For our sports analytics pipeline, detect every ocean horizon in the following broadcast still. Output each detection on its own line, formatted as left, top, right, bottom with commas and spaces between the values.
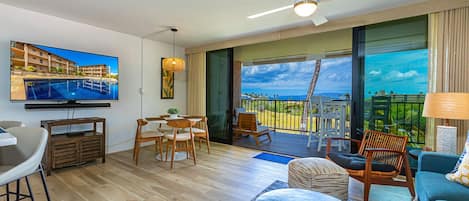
242, 92, 347, 101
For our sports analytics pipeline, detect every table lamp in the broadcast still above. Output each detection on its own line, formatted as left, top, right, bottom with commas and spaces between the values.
422, 93, 469, 154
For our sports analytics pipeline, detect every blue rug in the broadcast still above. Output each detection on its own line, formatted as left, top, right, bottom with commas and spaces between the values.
253, 152, 295, 164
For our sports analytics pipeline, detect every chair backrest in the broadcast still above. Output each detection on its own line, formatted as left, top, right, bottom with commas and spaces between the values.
184, 116, 207, 130
237, 113, 258, 131
0, 127, 48, 185
167, 119, 192, 129
135, 119, 149, 139
358, 130, 408, 173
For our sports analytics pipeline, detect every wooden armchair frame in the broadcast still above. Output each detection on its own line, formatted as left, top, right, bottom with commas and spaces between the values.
233, 113, 272, 145
326, 130, 415, 201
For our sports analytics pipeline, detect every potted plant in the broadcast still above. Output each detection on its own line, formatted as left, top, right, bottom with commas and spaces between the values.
167, 108, 179, 119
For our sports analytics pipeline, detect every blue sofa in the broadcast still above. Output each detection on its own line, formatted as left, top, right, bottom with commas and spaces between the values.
416, 152, 469, 201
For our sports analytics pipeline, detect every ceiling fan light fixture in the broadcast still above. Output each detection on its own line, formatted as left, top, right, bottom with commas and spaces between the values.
294, 0, 318, 17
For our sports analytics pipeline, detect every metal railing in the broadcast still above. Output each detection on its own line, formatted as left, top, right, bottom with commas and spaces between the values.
241, 95, 425, 145
241, 99, 318, 134
364, 94, 426, 145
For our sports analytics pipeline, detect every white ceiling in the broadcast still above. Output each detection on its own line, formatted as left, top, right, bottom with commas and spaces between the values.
0, 0, 428, 48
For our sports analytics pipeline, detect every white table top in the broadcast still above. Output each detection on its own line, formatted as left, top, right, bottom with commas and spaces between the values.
149, 118, 202, 124
0, 130, 17, 147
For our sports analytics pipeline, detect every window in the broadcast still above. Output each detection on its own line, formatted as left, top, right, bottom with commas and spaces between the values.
354, 15, 428, 146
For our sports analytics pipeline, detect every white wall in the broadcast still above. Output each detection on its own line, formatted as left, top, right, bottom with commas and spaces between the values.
0, 3, 186, 153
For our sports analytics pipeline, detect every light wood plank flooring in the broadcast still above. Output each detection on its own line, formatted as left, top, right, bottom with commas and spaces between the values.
1, 142, 411, 201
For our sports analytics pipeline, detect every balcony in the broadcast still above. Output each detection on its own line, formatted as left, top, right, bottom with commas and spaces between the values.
236, 95, 425, 157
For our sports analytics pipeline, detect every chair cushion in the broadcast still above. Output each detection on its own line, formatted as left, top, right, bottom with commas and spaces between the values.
257, 125, 269, 132
165, 133, 193, 141
184, 128, 205, 133
416, 171, 469, 201
141, 131, 164, 138
327, 152, 396, 172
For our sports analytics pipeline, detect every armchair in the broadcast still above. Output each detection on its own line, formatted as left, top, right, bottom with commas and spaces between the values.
326, 130, 415, 201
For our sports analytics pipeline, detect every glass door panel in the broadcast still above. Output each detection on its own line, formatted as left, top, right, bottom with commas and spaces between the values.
353, 15, 428, 147
206, 49, 233, 144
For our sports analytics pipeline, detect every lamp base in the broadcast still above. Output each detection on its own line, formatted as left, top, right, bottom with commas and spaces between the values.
436, 125, 457, 154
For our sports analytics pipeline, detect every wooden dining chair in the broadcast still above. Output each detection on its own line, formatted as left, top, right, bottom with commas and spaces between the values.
326, 130, 415, 201
165, 119, 197, 169
133, 119, 164, 166
185, 116, 210, 154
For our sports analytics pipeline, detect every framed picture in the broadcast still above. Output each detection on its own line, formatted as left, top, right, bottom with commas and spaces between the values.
161, 58, 174, 99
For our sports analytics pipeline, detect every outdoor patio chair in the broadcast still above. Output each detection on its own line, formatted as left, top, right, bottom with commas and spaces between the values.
233, 112, 272, 145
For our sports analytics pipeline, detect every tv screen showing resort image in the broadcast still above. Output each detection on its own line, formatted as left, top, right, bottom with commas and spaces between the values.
10, 41, 119, 101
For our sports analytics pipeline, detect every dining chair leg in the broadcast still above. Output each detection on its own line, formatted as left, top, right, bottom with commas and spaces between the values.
165, 141, 170, 162
191, 138, 197, 165
205, 135, 211, 154
15, 179, 20, 201
154, 140, 159, 152
170, 140, 176, 169
39, 164, 51, 201
134, 143, 140, 166
6, 183, 10, 201
25, 176, 35, 201
159, 138, 164, 160
132, 140, 137, 160
185, 141, 189, 159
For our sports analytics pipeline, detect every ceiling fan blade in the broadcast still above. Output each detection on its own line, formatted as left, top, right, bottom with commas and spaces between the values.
311, 15, 328, 26
247, 5, 293, 19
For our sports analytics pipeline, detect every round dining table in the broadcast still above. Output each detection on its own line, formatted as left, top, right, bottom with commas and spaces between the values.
145, 116, 202, 161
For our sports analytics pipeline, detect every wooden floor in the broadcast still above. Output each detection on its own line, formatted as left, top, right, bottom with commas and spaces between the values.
1, 142, 411, 201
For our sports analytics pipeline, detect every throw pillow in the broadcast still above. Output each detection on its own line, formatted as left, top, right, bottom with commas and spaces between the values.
446, 140, 469, 186
451, 130, 469, 173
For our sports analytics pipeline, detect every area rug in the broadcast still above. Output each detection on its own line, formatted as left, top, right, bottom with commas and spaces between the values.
252, 179, 412, 201
251, 180, 288, 201
253, 152, 295, 164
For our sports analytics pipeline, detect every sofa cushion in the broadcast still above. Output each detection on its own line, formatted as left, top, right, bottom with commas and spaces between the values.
416, 171, 469, 201
327, 152, 396, 172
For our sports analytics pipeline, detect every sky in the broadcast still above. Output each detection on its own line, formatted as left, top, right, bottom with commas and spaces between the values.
241, 56, 352, 97
241, 48, 428, 98
364, 49, 428, 97
35, 45, 119, 74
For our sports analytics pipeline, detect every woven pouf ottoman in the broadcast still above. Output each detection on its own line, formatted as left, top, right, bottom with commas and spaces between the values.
288, 157, 349, 201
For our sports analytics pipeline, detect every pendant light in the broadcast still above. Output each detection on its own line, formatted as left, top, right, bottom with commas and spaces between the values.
294, 0, 318, 17
162, 28, 185, 72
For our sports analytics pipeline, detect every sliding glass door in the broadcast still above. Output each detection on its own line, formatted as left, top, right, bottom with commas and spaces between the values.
352, 16, 428, 147
206, 49, 233, 144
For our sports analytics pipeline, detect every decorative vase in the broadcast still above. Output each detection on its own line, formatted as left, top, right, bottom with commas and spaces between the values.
169, 114, 178, 119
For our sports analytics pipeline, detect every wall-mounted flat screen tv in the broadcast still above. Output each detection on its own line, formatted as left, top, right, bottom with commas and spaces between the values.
10, 41, 119, 101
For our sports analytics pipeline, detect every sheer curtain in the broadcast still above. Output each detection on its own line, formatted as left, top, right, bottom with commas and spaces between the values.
427, 7, 469, 153
186, 52, 206, 115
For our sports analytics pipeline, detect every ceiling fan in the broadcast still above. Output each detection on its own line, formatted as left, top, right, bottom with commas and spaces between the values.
247, 0, 329, 26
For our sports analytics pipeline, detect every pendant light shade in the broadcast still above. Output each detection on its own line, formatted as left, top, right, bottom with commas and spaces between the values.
162, 57, 185, 72
162, 28, 185, 72
294, 0, 318, 17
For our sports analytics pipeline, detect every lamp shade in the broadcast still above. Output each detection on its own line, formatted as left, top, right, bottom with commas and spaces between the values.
422, 93, 469, 120
162, 57, 185, 72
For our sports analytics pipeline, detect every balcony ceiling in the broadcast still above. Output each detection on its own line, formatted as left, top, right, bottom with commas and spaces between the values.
0, 0, 428, 48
